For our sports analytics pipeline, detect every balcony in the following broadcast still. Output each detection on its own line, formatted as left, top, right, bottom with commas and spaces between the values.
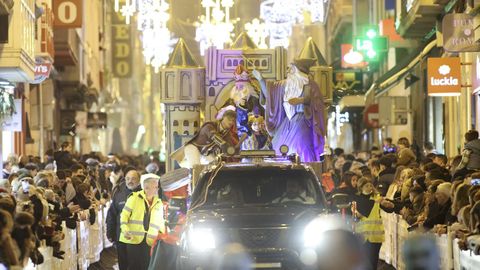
0, 0, 36, 82
37, 3, 55, 62
54, 28, 79, 66
396, 0, 443, 38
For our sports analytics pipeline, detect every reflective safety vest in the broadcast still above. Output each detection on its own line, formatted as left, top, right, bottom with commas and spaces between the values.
119, 190, 165, 246
356, 195, 385, 243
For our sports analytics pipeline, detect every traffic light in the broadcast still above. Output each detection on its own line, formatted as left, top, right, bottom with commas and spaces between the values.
354, 25, 388, 62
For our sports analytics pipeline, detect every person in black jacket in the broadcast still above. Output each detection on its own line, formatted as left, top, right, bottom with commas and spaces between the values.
106, 169, 141, 270
53, 142, 76, 170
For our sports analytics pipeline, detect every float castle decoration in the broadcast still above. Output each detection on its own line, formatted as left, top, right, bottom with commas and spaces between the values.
160, 33, 332, 172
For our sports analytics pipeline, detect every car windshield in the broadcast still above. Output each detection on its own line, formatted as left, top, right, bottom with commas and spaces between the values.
192, 167, 324, 209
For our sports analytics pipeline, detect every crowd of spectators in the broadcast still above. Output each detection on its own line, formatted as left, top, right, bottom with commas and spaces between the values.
326, 130, 480, 267
0, 142, 164, 269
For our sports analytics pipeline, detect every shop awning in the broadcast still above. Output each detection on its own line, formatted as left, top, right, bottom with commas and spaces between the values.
366, 37, 437, 97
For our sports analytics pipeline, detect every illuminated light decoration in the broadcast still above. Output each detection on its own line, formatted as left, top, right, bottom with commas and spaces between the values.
245, 18, 268, 49
260, 0, 302, 48
138, 0, 177, 72
260, 0, 330, 48
195, 0, 237, 55
305, 0, 330, 24
115, 0, 176, 71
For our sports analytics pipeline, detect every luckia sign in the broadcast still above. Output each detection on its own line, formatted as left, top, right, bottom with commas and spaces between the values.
427, 57, 461, 96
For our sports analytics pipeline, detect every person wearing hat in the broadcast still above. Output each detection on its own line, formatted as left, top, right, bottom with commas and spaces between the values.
145, 163, 159, 175
421, 182, 456, 229
252, 58, 326, 162
221, 64, 263, 141
120, 173, 165, 270
171, 109, 239, 169
353, 177, 393, 270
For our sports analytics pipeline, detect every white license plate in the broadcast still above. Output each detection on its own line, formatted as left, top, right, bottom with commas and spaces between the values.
252, 262, 282, 268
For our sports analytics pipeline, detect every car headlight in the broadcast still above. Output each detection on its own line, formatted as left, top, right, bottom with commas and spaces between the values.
303, 215, 350, 248
303, 218, 327, 247
188, 226, 216, 251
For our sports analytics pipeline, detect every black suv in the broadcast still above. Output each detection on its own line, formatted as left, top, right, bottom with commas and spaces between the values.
178, 156, 330, 270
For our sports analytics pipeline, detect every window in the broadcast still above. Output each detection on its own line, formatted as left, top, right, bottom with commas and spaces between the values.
173, 120, 179, 126
183, 120, 189, 126
193, 121, 199, 127
209, 87, 216, 96
183, 131, 190, 135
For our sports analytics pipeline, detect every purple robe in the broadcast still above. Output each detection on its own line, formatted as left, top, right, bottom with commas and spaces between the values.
261, 79, 325, 162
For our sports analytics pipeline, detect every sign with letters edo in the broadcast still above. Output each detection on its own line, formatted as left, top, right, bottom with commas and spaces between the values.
111, 1, 132, 78
442, 13, 480, 52
53, 0, 82, 28
427, 57, 461, 96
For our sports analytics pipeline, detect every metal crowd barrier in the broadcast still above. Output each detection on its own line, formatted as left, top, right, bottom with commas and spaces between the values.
25, 202, 112, 270
379, 213, 480, 270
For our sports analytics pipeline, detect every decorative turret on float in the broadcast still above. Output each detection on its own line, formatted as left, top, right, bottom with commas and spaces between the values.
159, 38, 205, 172
298, 37, 333, 106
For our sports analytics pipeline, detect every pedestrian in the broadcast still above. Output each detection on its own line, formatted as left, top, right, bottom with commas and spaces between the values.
354, 178, 394, 270
119, 173, 165, 270
106, 169, 142, 270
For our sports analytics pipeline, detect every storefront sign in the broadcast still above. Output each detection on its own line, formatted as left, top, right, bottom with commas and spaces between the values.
442, 13, 480, 52
334, 70, 363, 91
53, 0, 83, 28
341, 44, 366, 69
111, 1, 132, 78
473, 53, 480, 94
1, 99, 22, 132
427, 57, 461, 96
32, 62, 53, 84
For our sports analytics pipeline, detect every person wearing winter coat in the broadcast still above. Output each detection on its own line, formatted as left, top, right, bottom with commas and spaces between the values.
106, 169, 141, 270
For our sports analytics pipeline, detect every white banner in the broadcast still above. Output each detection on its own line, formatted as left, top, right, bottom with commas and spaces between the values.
1, 99, 22, 131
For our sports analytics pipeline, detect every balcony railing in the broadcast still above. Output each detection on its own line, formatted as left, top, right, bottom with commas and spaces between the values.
39, 3, 55, 61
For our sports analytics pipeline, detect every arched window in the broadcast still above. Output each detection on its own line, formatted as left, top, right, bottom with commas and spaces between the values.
240, 60, 244, 66
227, 59, 232, 66
193, 121, 199, 127
173, 131, 178, 136
209, 87, 216, 96
183, 120, 189, 126
173, 120, 179, 126
261, 60, 267, 67
233, 59, 238, 66
254, 60, 260, 66
183, 131, 190, 135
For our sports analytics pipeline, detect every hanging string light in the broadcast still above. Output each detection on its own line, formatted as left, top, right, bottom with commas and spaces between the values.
245, 18, 268, 49
259, 0, 330, 48
115, 0, 176, 71
195, 0, 237, 55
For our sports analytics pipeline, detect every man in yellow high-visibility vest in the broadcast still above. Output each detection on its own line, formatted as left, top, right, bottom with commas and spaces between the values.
120, 173, 165, 270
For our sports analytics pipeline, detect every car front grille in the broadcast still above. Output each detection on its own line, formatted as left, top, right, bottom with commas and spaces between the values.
238, 228, 282, 248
